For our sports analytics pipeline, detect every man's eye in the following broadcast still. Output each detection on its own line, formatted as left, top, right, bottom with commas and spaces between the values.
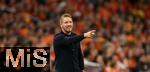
65, 22, 68, 23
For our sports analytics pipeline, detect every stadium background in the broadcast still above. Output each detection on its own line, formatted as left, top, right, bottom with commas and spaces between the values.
0, 0, 149, 72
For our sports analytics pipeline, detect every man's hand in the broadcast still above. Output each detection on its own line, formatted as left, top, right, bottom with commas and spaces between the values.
82, 70, 86, 72
84, 30, 96, 38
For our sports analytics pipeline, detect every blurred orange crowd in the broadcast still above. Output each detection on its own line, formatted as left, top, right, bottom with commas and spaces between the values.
0, 0, 149, 72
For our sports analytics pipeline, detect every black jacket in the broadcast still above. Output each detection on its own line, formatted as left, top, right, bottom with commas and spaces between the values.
53, 32, 85, 72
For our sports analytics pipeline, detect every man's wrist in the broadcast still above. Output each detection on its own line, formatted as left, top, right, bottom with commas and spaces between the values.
83, 33, 86, 38
84, 33, 88, 38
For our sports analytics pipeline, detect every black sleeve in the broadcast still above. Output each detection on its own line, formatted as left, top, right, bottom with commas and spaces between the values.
54, 34, 85, 46
78, 44, 84, 70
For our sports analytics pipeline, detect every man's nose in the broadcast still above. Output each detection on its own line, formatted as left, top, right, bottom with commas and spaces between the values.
66, 22, 71, 25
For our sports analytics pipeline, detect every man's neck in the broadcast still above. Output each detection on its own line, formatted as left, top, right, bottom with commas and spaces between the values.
62, 30, 71, 35
67, 32, 71, 35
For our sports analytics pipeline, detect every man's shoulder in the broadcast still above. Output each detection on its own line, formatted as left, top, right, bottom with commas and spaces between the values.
55, 32, 63, 37
71, 32, 77, 35
55, 32, 77, 35
54, 32, 77, 38
55, 32, 62, 36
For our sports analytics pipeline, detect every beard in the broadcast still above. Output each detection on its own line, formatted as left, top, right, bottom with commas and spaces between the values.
62, 26, 72, 34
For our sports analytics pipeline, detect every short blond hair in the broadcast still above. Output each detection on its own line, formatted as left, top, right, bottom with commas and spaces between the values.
60, 13, 72, 24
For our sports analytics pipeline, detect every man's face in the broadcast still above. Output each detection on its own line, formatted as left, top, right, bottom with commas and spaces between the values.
60, 17, 73, 33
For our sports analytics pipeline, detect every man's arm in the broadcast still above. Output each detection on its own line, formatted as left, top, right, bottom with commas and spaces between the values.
54, 34, 84, 46
54, 30, 96, 46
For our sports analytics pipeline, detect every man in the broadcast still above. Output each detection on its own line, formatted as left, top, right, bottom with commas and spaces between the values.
53, 13, 96, 72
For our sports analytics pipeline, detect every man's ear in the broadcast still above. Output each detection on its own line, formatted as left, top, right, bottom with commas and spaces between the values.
59, 21, 62, 27
60, 24, 62, 29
